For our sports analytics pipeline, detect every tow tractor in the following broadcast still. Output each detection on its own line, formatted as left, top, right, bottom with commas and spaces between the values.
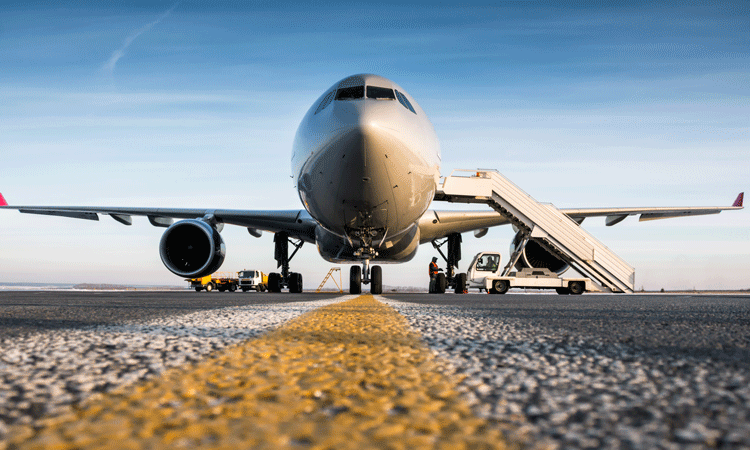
465, 251, 600, 295
188, 272, 240, 292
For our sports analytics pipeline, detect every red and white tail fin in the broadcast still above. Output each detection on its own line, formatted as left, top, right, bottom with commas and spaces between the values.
0, 193, 7, 207
732, 192, 744, 207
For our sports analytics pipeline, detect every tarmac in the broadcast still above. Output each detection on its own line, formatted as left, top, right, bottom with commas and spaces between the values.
1, 290, 749, 449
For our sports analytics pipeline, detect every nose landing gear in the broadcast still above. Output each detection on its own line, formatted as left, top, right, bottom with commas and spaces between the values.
350, 260, 382, 295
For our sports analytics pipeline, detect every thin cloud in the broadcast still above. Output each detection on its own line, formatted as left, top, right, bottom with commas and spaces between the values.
102, 3, 178, 74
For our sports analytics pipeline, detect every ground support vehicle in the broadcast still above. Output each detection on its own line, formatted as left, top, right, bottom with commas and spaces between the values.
189, 276, 214, 292
436, 170, 634, 293
238, 270, 268, 292
188, 272, 240, 292
465, 251, 600, 295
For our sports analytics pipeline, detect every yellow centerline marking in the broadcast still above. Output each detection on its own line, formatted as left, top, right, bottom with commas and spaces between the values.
6, 295, 515, 449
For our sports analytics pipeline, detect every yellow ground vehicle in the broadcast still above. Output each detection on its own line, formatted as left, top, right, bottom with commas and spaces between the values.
188, 272, 239, 292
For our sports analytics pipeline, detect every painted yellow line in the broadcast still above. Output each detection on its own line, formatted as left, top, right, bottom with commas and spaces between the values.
5, 295, 516, 449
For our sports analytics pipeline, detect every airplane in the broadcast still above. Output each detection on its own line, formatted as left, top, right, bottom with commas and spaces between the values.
0, 74, 744, 295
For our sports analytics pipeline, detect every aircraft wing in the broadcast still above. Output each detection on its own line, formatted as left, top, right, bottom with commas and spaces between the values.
561, 195, 743, 226
2, 192, 743, 245
420, 192, 743, 242
0, 196, 318, 242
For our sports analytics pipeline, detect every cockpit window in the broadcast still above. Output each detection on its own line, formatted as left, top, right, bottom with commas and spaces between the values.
366, 86, 395, 100
336, 86, 364, 100
395, 90, 416, 114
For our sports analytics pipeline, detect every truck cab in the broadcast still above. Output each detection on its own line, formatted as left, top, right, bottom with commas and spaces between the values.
466, 252, 502, 289
238, 270, 268, 292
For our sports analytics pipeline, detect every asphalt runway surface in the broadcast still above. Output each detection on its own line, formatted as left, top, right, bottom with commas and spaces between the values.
1, 290, 749, 449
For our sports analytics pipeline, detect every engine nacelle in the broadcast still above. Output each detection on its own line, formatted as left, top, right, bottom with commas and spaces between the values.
510, 231, 569, 275
159, 219, 226, 278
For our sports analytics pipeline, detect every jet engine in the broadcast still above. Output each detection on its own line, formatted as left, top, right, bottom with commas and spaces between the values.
159, 219, 226, 278
510, 231, 569, 275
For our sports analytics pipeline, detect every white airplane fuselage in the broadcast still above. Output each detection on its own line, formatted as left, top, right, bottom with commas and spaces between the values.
292, 74, 440, 263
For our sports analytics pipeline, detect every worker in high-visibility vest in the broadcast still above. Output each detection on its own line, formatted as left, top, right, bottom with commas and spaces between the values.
428, 257, 439, 292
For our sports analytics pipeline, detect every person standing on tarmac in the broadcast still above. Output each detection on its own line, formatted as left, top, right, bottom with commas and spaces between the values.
428, 257, 439, 292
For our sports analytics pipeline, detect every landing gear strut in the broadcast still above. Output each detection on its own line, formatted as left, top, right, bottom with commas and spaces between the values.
350, 260, 382, 295
431, 233, 467, 294
268, 232, 304, 293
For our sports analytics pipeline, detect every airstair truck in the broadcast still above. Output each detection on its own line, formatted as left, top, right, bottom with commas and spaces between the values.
466, 251, 601, 295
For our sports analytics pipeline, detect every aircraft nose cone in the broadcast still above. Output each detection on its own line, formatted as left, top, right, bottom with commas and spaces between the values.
299, 117, 406, 237
296, 97, 437, 241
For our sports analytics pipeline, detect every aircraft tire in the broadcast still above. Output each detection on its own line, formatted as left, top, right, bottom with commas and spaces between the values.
289, 272, 303, 293
569, 281, 585, 295
371, 265, 382, 295
436, 273, 447, 294
350, 266, 362, 294
454, 273, 467, 294
268, 273, 282, 292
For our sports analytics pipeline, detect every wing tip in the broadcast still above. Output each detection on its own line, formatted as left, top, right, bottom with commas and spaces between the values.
0, 193, 7, 207
732, 192, 744, 208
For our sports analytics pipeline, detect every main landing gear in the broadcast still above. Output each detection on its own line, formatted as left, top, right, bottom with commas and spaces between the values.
268, 232, 304, 293
350, 260, 382, 295
431, 232, 467, 294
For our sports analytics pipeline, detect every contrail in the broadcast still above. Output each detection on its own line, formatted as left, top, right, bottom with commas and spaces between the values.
102, 3, 178, 74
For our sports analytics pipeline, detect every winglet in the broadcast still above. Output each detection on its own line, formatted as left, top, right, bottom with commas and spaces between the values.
733, 192, 744, 207
0, 193, 7, 207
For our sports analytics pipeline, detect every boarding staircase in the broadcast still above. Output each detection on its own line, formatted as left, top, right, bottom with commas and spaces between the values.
316, 267, 343, 293
435, 170, 634, 293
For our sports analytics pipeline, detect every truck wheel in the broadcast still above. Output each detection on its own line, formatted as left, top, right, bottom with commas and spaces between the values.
206, 283, 214, 292
454, 273, 467, 294
435, 273, 447, 294
492, 279, 509, 294
268, 273, 281, 292
568, 281, 585, 295
195, 287, 202, 292
242, 287, 249, 292
555, 287, 570, 295
229, 284, 236, 292
260, 285, 266, 292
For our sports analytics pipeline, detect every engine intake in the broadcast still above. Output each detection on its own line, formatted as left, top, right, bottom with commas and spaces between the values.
159, 219, 226, 278
510, 231, 569, 275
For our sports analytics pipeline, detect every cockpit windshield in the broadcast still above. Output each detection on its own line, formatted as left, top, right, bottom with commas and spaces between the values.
336, 86, 364, 100
335, 85, 397, 101
366, 86, 395, 100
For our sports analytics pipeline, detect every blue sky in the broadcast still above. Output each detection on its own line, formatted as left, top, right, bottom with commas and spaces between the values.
1, 1, 748, 289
